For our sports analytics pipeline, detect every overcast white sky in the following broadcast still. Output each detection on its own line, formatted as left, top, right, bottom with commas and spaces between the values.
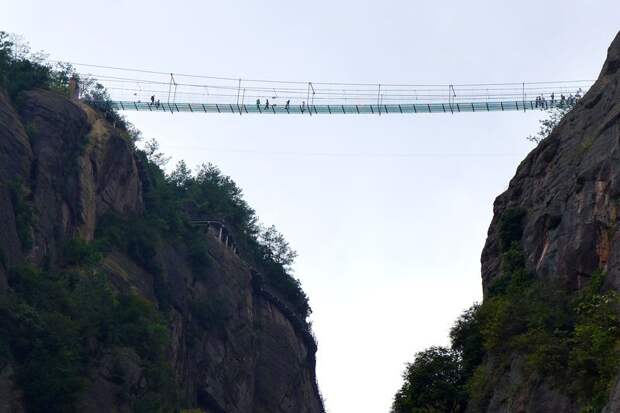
3, 2, 619, 412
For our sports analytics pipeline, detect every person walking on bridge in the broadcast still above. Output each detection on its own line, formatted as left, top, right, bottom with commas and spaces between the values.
264, 99, 269, 110
256, 99, 261, 109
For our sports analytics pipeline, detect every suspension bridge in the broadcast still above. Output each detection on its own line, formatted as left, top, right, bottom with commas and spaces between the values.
69, 62, 593, 116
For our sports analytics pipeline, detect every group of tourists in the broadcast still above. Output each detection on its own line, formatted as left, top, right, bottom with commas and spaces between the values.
256, 98, 293, 111
534, 88, 583, 109
141, 90, 586, 112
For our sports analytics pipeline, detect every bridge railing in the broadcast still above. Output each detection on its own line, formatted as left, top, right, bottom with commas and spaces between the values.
107, 98, 578, 115
190, 218, 239, 255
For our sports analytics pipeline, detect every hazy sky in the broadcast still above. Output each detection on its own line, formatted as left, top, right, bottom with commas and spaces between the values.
3, 2, 619, 412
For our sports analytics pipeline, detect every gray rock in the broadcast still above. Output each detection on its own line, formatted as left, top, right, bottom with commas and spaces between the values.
478, 31, 620, 412
482, 31, 620, 293
0, 87, 323, 412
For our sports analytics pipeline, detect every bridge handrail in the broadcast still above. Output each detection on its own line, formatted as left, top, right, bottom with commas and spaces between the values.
106, 98, 580, 115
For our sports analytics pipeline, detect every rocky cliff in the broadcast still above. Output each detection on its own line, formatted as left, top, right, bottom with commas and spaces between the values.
0, 87, 323, 412
478, 31, 620, 412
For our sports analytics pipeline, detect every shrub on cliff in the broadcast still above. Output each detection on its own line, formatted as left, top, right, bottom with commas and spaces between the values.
527, 99, 579, 144
133, 155, 313, 318
1, 31, 311, 320
0, 241, 176, 413
0, 32, 129, 131
393, 207, 620, 412
0, 32, 75, 99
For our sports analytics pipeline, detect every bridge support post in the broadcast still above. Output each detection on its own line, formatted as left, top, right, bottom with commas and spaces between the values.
68, 76, 80, 100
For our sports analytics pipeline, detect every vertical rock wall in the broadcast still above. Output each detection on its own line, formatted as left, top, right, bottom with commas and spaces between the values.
0, 89, 323, 413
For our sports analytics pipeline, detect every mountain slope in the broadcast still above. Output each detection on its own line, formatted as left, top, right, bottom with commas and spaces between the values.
0, 84, 323, 412
478, 30, 620, 413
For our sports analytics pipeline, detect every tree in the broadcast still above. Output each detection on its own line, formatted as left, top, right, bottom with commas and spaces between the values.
450, 304, 484, 379
143, 138, 170, 168
392, 346, 467, 413
527, 100, 577, 144
168, 160, 192, 189
259, 225, 298, 269
193, 163, 258, 233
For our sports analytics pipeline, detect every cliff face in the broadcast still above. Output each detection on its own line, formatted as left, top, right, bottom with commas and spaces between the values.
0, 89, 323, 413
479, 31, 620, 412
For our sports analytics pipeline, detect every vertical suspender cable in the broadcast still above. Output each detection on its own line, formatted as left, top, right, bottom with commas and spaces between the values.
172, 74, 177, 104
236, 78, 242, 105
167, 73, 173, 104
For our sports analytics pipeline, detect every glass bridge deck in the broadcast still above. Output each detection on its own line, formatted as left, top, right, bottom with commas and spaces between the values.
109, 99, 565, 115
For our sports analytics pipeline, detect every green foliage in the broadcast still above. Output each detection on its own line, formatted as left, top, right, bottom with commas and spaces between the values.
190, 295, 231, 335
0, 259, 176, 413
392, 346, 467, 413
138, 157, 311, 318
394, 236, 620, 413
169, 160, 192, 188
62, 238, 103, 267
568, 271, 620, 410
0, 32, 76, 99
498, 208, 526, 252
81, 81, 131, 130
465, 363, 495, 412
478, 256, 620, 411
450, 304, 484, 379
190, 163, 257, 232
96, 213, 172, 311
187, 235, 211, 278
392, 304, 486, 413
476, 210, 620, 409
1, 30, 310, 318
96, 213, 162, 275
527, 100, 578, 144
0, 31, 131, 135
0, 32, 312, 411
258, 224, 298, 269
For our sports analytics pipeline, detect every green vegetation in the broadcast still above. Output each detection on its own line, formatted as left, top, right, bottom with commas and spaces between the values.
0, 32, 312, 412
392, 346, 467, 413
62, 238, 103, 267
0, 32, 74, 99
0, 31, 129, 131
527, 100, 578, 144
126, 147, 311, 318
1, 30, 309, 319
95, 150, 310, 317
0, 239, 175, 413
498, 207, 525, 251
393, 208, 620, 413
190, 295, 231, 335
